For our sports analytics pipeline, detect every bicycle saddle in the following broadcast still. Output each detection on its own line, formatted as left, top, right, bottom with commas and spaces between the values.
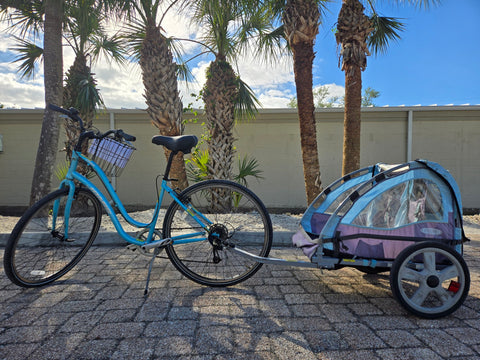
152, 135, 198, 154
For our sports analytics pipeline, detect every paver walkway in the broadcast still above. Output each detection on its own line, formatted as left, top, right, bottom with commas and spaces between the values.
1, 240, 480, 360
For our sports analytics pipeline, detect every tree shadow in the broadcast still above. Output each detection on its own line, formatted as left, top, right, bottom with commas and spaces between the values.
177, 286, 315, 358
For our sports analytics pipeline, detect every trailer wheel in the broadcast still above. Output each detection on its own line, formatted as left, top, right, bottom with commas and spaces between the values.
390, 241, 469, 319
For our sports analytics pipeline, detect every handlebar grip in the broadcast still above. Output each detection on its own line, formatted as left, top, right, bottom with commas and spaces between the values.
117, 130, 136, 142
48, 104, 71, 116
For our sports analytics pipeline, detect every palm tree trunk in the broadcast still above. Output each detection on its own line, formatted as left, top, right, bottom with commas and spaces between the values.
63, 53, 94, 161
342, 66, 362, 175
203, 59, 238, 181
291, 42, 322, 204
336, 0, 372, 176
283, 0, 322, 204
29, 0, 63, 205
202, 58, 238, 211
140, 19, 188, 190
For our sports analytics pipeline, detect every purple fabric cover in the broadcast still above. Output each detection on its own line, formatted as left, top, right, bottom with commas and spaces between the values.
310, 213, 331, 234
336, 221, 454, 259
292, 230, 319, 259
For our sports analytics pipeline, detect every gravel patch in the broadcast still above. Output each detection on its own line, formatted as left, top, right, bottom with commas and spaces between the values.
0, 211, 303, 234
2, 212, 479, 234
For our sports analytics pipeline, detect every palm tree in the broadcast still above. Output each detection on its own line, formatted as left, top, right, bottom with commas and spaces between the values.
121, 0, 189, 190
336, 0, 372, 175
9, 1, 126, 160
62, 0, 125, 159
33, 0, 63, 205
336, 0, 439, 175
263, 0, 326, 204
1, 0, 65, 205
1, 0, 120, 204
189, 0, 264, 182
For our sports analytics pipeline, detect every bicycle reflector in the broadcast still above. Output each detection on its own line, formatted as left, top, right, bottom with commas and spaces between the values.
448, 280, 461, 293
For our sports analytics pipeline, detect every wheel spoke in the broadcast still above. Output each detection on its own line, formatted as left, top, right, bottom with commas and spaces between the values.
423, 251, 436, 272
4, 188, 101, 287
164, 180, 272, 286
439, 264, 460, 282
433, 286, 455, 307
391, 242, 470, 318
399, 266, 423, 282
409, 284, 431, 306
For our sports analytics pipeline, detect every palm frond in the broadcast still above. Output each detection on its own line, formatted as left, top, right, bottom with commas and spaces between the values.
234, 154, 264, 187
186, 148, 210, 182
2, 1, 44, 38
166, 36, 186, 63
54, 160, 71, 181
235, 77, 261, 122
176, 63, 194, 83
11, 37, 43, 79
368, 14, 405, 55
121, 19, 147, 62
76, 74, 105, 114
90, 33, 128, 66
255, 25, 289, 62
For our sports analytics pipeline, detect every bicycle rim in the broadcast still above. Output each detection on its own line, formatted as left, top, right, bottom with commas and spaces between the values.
4, 187, 101, 287
164, 180, 273, 286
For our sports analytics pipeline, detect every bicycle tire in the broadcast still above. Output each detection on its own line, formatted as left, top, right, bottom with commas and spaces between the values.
3, 187, 102, 287
163, 180, 273, 287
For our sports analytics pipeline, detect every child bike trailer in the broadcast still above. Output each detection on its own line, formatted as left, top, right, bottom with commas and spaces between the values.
293, 160, 470, 318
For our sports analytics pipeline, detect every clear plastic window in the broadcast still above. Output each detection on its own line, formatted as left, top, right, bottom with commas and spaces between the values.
352, 179, 443, 228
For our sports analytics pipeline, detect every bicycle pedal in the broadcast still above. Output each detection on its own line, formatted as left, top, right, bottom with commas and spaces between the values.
126, 244, 139, 252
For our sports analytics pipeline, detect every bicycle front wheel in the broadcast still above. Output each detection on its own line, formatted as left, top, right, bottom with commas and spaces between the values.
3, 187, 102, 287
163, 180, 273, 287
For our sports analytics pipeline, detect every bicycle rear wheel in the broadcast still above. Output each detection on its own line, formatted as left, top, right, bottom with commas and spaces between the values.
163, 180, 273, 287
3, 187, 102, 287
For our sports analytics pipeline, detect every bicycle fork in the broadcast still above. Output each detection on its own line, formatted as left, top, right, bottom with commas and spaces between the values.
50, 186, 76, 241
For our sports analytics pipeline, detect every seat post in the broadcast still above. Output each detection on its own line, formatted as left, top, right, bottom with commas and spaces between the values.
163, 151, 176, 181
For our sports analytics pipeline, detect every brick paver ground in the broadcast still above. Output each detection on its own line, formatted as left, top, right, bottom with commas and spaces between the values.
1, 242, 480, 360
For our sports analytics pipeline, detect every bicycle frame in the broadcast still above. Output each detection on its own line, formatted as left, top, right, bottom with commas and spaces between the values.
57, 148, 213, 247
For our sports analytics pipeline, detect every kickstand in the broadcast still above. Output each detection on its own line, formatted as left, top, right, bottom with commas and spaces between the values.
144, 247, 163, 297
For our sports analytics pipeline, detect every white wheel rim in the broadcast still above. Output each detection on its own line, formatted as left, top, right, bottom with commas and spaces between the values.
397, 247, 465, 315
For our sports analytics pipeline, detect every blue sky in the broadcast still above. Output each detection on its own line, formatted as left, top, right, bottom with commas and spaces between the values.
313, 0, 480, 106
0, 0, 479, 109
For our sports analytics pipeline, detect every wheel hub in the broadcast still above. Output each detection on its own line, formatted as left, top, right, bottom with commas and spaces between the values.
208, 224, 229, 247
207, 224, 230, 264
426, 275, 440, 288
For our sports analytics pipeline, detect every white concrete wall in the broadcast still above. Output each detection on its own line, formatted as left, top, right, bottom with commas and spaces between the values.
1, 106, 479, 210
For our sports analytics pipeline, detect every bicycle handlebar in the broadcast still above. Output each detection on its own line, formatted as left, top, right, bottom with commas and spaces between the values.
48, 104, 74, 116
49, 104, 83, 127
48, 104, 136, 149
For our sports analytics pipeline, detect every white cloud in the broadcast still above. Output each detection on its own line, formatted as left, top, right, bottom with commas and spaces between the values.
93, 60, 145, 109
0, 69, 44, 108
318, 83, 345, 99
0, 10, 298, 110
310, 83, 345, 107
258, 89, 293, 108
0, 32, 15, 53
240, 56, 293, 89
178, 49, 295, 109
0, 61, 20, 73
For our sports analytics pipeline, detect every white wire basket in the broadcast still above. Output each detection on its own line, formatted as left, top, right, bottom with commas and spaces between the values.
87, 137, 135, 177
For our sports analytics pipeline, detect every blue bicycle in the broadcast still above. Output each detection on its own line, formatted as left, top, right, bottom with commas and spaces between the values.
3, 105, 273, 291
